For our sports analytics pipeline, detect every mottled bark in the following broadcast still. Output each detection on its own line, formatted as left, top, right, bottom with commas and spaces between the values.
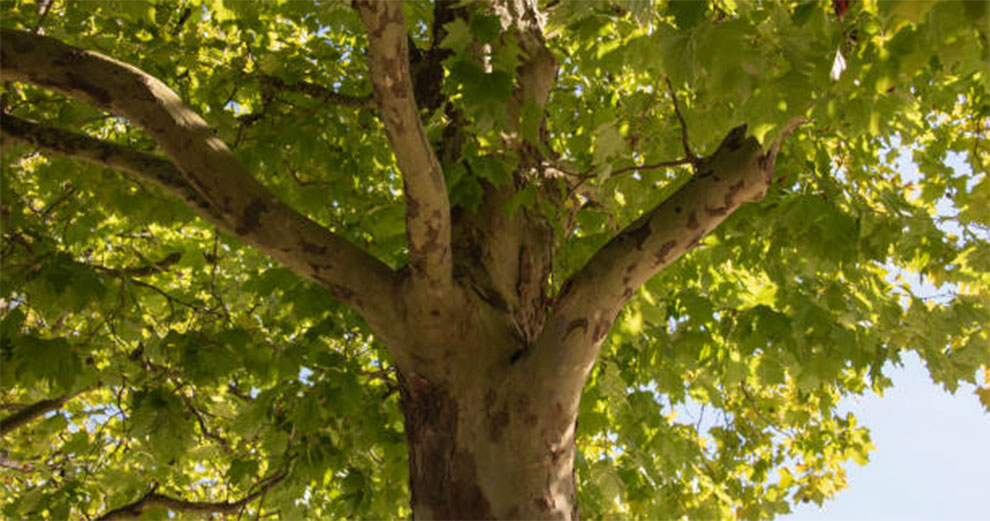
357, 0, 452, 294
535, 125, 778, 403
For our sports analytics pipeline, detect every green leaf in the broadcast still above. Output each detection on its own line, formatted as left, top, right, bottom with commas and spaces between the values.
469, 154, 512, 187
227, 459, 260, 488
592, 121, 625, 177
14, 336, 81, 392
440, 18, 472, 52
667, 0, 707, 29
129, 387, 193, 461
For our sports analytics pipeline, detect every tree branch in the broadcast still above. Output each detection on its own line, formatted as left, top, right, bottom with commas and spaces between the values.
355, 1, 452, 292
257, 74, 374, 109
533, 125, 785, 395
96, 472, 285, 521
0, 451, 34, 472
0, 28, 397, 319
665, 77, 699, 164
493, 0, 559, 119
0, 114, 223, 223
0, 392, 76, 436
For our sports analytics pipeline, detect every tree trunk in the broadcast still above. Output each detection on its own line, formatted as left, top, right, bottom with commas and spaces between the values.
385, 170, 587, 520
398, 363, 579, 520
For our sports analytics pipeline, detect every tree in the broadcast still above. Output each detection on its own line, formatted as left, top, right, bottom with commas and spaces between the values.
0, 0, 986, 519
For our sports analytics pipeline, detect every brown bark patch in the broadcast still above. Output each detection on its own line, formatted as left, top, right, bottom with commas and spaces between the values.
686, 210, 700, 230
724, 180, 745, 208
406, 195, 421, 218
327, 283, 355, 301
300, 240, 327, 255
235, 198, 267, 235
400, 373, 493, 520
704, 205, 728, 217
486, 391, 510, 443
687, 233, 706, 251
653, 240, 677, 266
562, 318, 588, 342
610, 219, 651, 250
592, 317, 610, 342
516, 394, 538, 426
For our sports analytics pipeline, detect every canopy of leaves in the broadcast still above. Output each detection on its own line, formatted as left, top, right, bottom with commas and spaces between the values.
1, 0, 986, 519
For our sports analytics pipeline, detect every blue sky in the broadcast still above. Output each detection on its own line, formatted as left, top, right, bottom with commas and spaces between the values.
782, 350, 990, 521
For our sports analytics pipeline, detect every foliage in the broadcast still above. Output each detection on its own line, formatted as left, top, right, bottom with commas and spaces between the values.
1, 0, 987, 519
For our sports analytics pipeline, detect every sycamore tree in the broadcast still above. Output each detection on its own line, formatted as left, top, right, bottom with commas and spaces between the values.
0, 0, 987, 519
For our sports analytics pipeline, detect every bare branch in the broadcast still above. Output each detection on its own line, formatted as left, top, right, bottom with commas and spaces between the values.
1, 392, 79, 436
96, 472, 285, 521
355, 1, 451, 292
765, 116, 806, 173
0, 28, 397, 319
33, 0, 55, 34
258, 74, 374, 109
532, 125, 787, 396
665, 77, 699, 164
0, 451, 34, 472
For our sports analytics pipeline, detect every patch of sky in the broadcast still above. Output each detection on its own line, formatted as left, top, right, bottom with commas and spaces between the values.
224, 100, 245, 114
299, 366, 314, 385
782, 351, 990, 521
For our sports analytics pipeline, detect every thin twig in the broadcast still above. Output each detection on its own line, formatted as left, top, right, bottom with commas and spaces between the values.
126, 277, 221, 317
258, 75, 373, 109
33, 0, 55, 34
764, 116, 807, 173
609, 156, 697, 178
39, 185, 76, 219
178, 390, 235, 455
665, 77, 699, 164
172, 6, 193, 37
208, 229, 231, 319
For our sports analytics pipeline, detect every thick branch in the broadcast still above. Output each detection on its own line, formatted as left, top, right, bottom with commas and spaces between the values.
356, 1, 451, 291
0, 28, 396, 317
96, 473, 284, 521
534, 125, 777, 390
0, 114, 223, 222
1, 393, 72, 436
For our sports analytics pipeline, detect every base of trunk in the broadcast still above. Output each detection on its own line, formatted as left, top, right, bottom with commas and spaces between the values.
399, 370, 578, 520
